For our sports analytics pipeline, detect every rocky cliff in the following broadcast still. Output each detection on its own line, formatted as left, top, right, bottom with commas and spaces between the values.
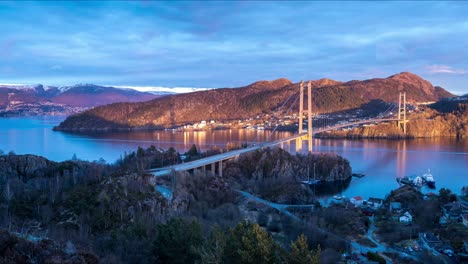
318, 104, 468, 139
0, 154, 113, 199
0, 230, 98, 263
224, 148, 351, 204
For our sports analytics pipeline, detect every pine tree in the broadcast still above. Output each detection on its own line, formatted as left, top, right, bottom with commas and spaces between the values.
187, 144, 198, 157
288, 234, 320, 264
224, 221, 281, 264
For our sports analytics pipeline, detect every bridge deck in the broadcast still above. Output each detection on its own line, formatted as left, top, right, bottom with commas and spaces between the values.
148, 118, 397, 176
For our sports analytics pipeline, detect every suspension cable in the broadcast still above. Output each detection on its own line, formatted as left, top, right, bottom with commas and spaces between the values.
264, 91, 301, 143
249, 85, 300, 145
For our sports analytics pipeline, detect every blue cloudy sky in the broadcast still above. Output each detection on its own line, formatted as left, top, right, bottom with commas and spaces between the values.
1, 1, 468, 94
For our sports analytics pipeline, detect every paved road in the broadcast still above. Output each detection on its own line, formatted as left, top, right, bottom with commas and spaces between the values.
236, 190, 417, 262
236, 190, 315, 221
350, 216, 420, 263
156, 185, 173, 200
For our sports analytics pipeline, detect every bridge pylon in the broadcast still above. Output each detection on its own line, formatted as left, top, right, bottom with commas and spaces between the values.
297, 81, 313, 152
397, 92, 407, 134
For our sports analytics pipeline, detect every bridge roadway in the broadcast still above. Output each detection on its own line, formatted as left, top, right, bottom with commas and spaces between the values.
148, 118, 397, 177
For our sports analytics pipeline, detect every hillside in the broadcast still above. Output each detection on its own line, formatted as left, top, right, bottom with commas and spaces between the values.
429, 93, 468, 113
55, 72, 455, 131
317, 98, 468, 139
0, 84, 158, 116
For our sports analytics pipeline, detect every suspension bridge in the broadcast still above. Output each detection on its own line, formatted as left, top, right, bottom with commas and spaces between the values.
148, 81, 408, 177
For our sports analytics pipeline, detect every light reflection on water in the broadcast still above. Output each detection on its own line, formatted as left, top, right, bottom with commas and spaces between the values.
0, 116, 467, 198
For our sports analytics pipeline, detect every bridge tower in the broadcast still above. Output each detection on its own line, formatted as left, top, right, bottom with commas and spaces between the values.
297, 81, 313, 152
397, 92, 407, 134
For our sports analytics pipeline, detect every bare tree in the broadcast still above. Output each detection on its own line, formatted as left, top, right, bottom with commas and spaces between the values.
3, 182, 14, 230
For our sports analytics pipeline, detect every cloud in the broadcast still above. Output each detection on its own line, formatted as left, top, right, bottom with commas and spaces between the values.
0, 1, 467, 94
427, 65, 468, 74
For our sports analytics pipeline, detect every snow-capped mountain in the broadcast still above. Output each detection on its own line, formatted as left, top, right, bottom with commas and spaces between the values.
112, 85, 213, 95
0, 83, 163, 116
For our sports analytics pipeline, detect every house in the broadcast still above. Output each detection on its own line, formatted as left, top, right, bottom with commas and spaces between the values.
399, 211, 413, 224
442, 201, 468, 221
389, 202, 402, 214
350, 196, 364, 207
368, 197, 384, 209
463, 214, 468, 227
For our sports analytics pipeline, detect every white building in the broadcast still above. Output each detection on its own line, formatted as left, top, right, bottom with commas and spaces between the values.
368, 197, 384, 209
350, 196, 364, 207
399, 211, 413, 224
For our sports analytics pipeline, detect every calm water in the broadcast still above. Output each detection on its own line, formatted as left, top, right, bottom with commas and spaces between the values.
1, 116, 467, 198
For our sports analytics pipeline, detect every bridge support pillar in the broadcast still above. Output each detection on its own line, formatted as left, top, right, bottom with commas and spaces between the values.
397, 92, 407, 134
211, 163, 215, 174
219, 161, 223, 177
298, 81, 313, 153
295, 138, 302, 153
307, 81, 312, 152
299, 81, 304, 134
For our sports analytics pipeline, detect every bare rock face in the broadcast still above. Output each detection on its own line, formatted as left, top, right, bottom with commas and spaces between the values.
318, 105, 468, 139
0, 154, 51, 179
223, 148, 351, 204
388, 72, 435, 96
0, 154, 112, 202
311, 78, 342, 87
307, 153, 352, 182
0, 230, 99, 264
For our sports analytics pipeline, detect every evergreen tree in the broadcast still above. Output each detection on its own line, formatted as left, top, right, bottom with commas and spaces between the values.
152, 218, 202, 264
223, 221, 281, 264
196, 226, 226, 264
288, 234, 320, 264
187, 144, 198, 157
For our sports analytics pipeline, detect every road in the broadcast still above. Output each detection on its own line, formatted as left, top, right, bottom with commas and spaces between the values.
236, 190, 418, 262
236, 190, 315, 221
156, 185, 172, 200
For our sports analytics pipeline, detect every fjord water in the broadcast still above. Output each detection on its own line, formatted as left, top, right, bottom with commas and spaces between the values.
1, 116, 467, 198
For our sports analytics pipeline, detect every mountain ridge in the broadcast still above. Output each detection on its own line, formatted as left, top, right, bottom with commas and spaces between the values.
55, 72, 455, 131
0, 84, 160, 116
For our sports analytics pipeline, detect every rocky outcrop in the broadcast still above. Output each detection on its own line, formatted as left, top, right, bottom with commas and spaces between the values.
0, 154, 112, 200
0, 230, 98, 263
0, 154, 51, 179
317, 105, 468, 139
223, 148, 351, 204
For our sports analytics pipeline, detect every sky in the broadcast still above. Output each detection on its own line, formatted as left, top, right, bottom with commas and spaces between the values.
1, 1, 468, 95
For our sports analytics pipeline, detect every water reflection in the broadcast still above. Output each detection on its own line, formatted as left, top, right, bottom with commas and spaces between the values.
396, 140, 407, 178
312, 177, 352, 197
1, 117, 466, 198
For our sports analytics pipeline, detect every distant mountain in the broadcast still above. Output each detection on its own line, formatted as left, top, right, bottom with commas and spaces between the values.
51, 84, 157, 107
0, 84, 159, 116
55, 72, 455, 131
113, 86, 213, 95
